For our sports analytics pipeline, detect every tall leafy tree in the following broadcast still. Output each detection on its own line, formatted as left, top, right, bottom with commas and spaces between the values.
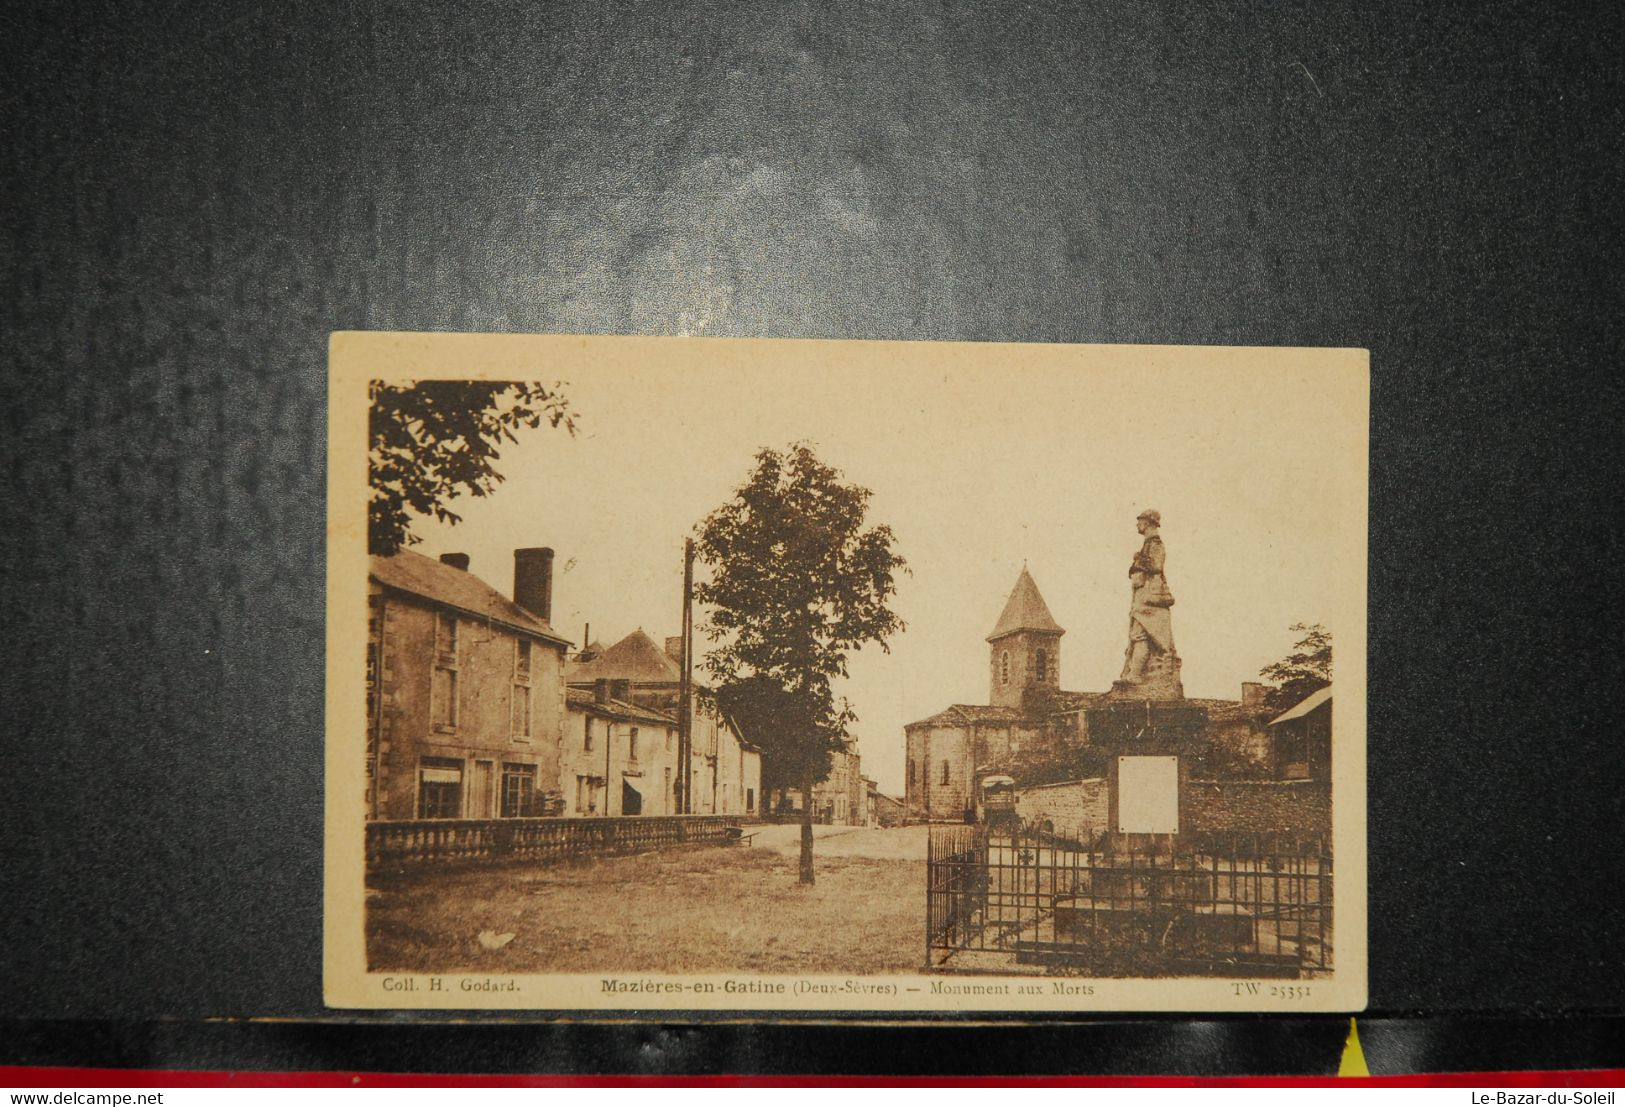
368, 379, 576, 556
1260, 622, 1333, 713
696, 444, 906, 884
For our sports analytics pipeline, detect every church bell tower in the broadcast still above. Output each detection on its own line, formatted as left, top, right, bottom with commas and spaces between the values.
987, 566, 1065, 710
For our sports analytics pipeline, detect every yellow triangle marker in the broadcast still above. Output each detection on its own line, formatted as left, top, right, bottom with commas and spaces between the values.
1338, 1017, 1371, 1077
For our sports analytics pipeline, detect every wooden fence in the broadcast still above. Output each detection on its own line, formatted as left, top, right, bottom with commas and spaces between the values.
366, 815, 737, 872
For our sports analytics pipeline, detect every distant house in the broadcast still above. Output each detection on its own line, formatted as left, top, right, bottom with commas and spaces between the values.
820, 742, 863, 824
771, 742, 866, 825
568, 630, 761, 817
562, 683, 679, 816
865, 778, 906, 827
1268, 684, 1333, 783
366, 548, 570, 821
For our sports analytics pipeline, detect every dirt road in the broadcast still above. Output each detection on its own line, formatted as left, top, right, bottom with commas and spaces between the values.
747, 823, 929, 861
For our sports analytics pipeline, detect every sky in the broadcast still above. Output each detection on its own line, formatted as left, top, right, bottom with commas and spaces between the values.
397, 342, 1365, 796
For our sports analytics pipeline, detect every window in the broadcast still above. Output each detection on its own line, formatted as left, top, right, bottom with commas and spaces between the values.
417, 757, 463, 819
666, 727, 674, 752
511, 684, 532, 738
909, 760, 916, 786
941, 760, 951, 785
436, 611, 459, 658
501, 762, 537, 817
1036, 648, 1048, 682
511, 638, 533, 739
431, 667, 458, 729
1000, 650, 1010, 684
629, 726, 639, 762
432, 612, 459, 730
746, 787, 755, 813
584, 717, 594, 751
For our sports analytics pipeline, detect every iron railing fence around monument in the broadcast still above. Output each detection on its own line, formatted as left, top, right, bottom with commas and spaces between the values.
926, 824, 1332, 977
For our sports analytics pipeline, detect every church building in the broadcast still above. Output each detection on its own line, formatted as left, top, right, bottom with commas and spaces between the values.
904, 568, 1100, 822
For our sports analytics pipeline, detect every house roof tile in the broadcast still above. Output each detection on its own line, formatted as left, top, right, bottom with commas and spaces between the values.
565, 688, 679, 726
370, 549, 570, 647
567, 628, 683, 684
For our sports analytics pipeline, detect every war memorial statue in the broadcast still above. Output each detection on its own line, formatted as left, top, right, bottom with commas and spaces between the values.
1114, 508, 1184, 700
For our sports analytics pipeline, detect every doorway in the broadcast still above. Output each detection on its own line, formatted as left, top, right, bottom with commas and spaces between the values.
470, 759, 495, 818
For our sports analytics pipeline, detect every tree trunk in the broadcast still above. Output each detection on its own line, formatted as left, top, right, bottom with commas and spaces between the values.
799, 780, 815, 885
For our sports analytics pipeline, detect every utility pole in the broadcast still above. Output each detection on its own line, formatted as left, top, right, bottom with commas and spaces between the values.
677, 538, 695, 814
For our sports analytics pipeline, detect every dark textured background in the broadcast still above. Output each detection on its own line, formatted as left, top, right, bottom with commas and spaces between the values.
3, 0, 1622, 1076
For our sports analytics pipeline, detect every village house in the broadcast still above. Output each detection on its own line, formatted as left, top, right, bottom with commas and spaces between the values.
560, 682, 680, 816
1267, 684, 1333, 782
866, 780, 906, 827
567, 630, 762, 817
820, 743, 863, 824
770, 741, 866, 825
366, 548, 570, 821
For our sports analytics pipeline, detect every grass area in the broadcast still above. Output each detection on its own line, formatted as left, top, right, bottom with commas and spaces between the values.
368, 842, 925, 975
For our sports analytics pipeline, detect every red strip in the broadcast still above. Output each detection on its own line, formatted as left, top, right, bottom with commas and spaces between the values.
3, 1067, 1624, 1087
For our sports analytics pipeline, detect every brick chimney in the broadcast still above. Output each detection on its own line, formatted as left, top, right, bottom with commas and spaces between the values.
1241, 682, 1267, 710
594, 678, 612, 704
438, 552, 470, 571
665, 636, 684, 665
513, 547, 554, 621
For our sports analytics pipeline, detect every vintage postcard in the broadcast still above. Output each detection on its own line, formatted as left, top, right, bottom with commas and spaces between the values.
325, 333, 1368, 1013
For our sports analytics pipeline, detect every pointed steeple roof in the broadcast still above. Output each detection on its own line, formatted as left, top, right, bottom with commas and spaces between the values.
986, 567, 1065, 642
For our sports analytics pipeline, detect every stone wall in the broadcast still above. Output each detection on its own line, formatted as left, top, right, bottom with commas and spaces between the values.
1182, 779, 1331, 834
1014, 777, 1108, 836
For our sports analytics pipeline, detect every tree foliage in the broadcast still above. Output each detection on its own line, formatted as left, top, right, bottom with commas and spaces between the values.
1259, 622, 1333, 713
695, 444, 906, 881
368, 379, 576, 556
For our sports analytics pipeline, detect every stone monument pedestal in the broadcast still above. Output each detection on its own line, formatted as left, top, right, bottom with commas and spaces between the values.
1084, 695, 1209, 848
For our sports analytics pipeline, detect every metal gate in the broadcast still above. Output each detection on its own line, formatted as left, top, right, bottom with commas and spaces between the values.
926, 824, 1332, 977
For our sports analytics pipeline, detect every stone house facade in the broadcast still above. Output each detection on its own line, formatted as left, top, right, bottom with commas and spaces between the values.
561, 685, 680, 816
366, 548, 570, 821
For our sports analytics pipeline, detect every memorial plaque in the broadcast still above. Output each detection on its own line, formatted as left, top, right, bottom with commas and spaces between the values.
1116, 756, 1180, 834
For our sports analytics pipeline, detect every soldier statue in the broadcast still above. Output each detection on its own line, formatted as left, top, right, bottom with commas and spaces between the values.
1119, 508, 1180, 691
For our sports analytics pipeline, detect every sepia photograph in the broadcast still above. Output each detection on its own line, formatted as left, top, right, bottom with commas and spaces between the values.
324, 332, 1367, 1012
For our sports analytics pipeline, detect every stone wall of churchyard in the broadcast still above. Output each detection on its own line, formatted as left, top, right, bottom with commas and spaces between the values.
1183, 779, 1331, 834
1010, 777, 1330, 837
1014, 778, 1108, 836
